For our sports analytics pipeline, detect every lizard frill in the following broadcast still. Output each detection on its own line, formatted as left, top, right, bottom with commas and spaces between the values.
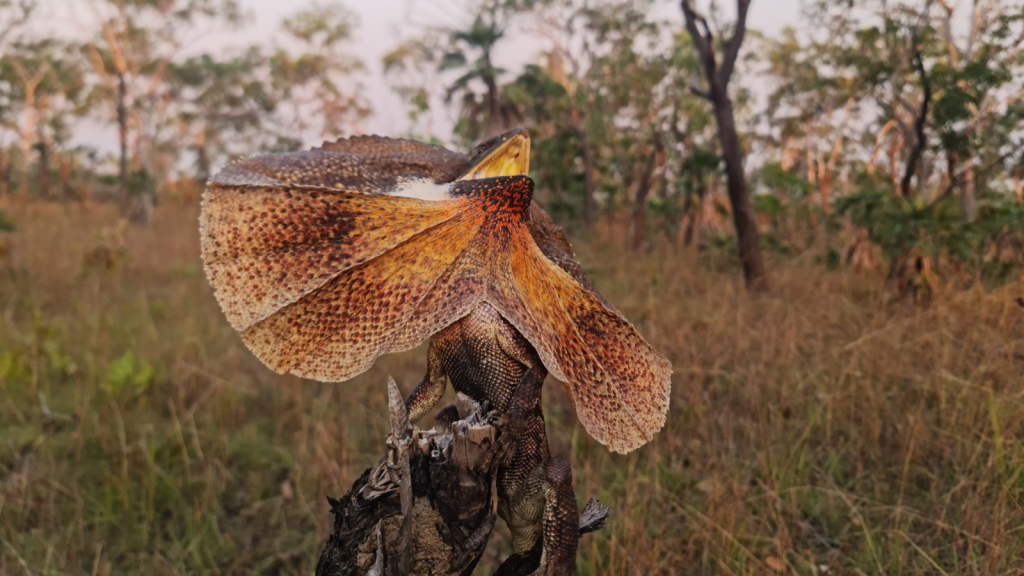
201, 144, 671, 454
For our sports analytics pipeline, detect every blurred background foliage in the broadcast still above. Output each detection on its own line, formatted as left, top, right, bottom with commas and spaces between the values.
0, 0, 1017, 288
1, 0, 1024, 573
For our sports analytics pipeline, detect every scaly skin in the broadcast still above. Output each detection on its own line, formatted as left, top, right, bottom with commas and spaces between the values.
200, 132, 672, 455
200, 130, 669, 572
406, 303, 579, 575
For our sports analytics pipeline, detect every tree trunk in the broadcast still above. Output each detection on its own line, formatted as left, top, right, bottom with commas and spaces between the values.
580, 128, 596, 229
946, 149, 958, 202
632, 152, 656, 252
900, 39, 931, 198
678, 193, 695, 248
681, 0, 767, 290
37, 132, 49, 201
117, 72, 129, 215
819, 98, 853, 216
482, 57, 502, 139
315, 380, 608, 576
0, 149, 7, 198
714, 96, 767, 289
59, 153, 74, 201
195, 127, 210, 183
37, 146, 49, 200
962, 156, 976, 224
19, 87, 34, 201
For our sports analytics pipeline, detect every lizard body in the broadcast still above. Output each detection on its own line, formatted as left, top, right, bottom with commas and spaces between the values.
201, 131, 671, 454
405, 303, 578, 572
200, 130, 671, 573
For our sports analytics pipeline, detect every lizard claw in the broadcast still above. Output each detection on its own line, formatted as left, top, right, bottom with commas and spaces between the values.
361, 455, 399, 500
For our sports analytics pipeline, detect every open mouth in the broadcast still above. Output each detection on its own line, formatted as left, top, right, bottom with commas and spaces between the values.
458, 133, 531, 180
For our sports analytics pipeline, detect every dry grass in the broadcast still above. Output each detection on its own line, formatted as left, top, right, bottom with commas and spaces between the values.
1, 202, 1023, 575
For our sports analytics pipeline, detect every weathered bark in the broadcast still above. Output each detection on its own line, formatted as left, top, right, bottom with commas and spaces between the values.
316, 379, 608, 576
11, 60, 48, 201
961, 155, 976, 223
817, 99, 854, 215
317, 381, 500, 576
117, 72, 129, 215
316, 445, 496, 576
713, 100, 766, 288
0, 0, 33, 46
59, 153, 74, 201
580, 128, 596, 228
679, 194, 695, 248
37, 128, 49, 201
681, 0, 767, 290
0, 150, 7, 198
195, 127, 210, 183
631, 148, 657, 252
900, 25, 932, 198
482, 54, 504, 140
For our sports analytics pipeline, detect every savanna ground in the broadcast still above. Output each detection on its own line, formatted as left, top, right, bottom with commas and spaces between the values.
1, 200, 1023, 575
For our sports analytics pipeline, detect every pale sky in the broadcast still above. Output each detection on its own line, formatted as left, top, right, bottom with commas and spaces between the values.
35, 0, 811, 156
35, 0, 981, 158
214, 0, 806, 137
217, 0, 806, 136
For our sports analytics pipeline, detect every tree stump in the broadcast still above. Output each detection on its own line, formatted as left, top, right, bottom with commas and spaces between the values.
315, 378, 608, 576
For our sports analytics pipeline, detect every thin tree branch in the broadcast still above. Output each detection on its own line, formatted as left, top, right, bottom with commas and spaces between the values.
688, 84, 712, 101
900, 21, 933, 197
937, 0, 965, 62
718, 0, 750, 88
0, 0, 33, 46
680, 0, 767, 289
681, 0, 718, 87
874, 95, 912, 142
965, 0, 982, 61
931, 144, 1021, 207
669, 96, 690, 142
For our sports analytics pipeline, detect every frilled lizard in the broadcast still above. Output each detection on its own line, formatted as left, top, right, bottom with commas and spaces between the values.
200, 129, 672, 573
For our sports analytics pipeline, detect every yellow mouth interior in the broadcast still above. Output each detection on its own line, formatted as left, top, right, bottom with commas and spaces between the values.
459, 134, 530, 180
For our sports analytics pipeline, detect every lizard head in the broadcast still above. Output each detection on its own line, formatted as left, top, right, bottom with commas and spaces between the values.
457, 129, 531, 181
202, 125, 671, 454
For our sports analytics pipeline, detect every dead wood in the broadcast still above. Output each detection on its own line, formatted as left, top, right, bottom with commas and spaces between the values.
314, 378, 608, 576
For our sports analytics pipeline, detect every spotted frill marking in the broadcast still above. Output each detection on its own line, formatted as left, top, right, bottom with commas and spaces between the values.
200, 143, 671, 454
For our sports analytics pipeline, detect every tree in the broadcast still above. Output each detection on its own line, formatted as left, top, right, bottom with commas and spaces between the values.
791, 0, 1024, 287
681, 0, 767, 289
85, 0, 244, 221
383, 35, 448, 142
760, 24, 858, 222
269, 3, 370, 144
580, 1, 667, 249
169, 48, 283, 181
799, 0, 1023, 203
499, 0, 668, 228
931, 0, 1024, 223
518, 0, 617, 228
0, 41, 48, 200
0, 0, 32, 47
441, 9, 514, 142
0, 39, 87, 200
382, 4, 519, 148
662, 33, 722, 248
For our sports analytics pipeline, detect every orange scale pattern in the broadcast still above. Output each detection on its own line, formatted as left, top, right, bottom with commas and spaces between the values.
201, 145, 671, 454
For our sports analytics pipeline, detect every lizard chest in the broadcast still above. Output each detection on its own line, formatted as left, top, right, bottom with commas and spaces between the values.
431, 303, 533, 413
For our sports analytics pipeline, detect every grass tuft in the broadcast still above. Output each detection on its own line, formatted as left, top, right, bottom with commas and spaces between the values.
1, 203, 1022, 574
